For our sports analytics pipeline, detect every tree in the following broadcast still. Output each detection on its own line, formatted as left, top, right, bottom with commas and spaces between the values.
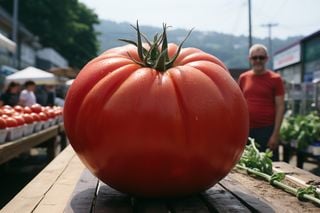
0, 0, 99, 68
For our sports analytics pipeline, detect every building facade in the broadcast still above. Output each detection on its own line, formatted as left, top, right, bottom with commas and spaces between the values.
274, 30, 320, 84
0, 6, 68, 72
273, 30, 320, 113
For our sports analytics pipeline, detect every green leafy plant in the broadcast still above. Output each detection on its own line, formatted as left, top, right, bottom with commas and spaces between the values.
236, 138, 320, 205
238, 138, 273, 175
280, 116, 297, 143
280, 111, 320, 150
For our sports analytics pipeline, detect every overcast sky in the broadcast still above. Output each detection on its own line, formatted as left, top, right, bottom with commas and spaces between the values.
79, 0, 320, 39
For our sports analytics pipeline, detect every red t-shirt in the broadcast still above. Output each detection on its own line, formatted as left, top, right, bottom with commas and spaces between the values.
238, 70, 284, 128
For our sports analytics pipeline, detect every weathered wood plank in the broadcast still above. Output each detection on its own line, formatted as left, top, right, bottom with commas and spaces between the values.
132, 197, 169, 213
225, 169, 320, 212
0, 125, 59, 165
64, 169, 99, 213
168, 195, 210, 213
0, 145, 77, 213
273, 162, 320, 190
202, 183, 251, 213
33, 155, 85, 213
94, 182, 133, 213
219, 174, 276, 213
3, 143, 319, 213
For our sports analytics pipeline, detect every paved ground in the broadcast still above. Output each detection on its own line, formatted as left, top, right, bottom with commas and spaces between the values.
289, 155, 320, 176
278, 145, 320, 176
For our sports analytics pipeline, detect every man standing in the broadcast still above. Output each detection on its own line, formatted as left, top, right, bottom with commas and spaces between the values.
238, 44, 285, 161
19, 80, 37, 107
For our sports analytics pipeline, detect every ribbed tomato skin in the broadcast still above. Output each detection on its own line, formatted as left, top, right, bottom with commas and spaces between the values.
64, 43, 249, 197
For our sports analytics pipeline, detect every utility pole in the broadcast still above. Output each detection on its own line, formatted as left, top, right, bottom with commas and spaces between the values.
12, 0, 19, 68
248, 0, 252, 51
261, 23, 278, 69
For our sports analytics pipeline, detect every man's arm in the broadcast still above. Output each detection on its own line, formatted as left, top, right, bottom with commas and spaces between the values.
268, 95, 285, 150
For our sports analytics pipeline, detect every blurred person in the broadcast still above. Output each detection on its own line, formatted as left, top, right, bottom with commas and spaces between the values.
46, 85, 56, 107
35, 85, 56, 106
238, 44, 285, 161
0, 82, 21, 106
35, 85, 48, 106
19, 80, 37, 107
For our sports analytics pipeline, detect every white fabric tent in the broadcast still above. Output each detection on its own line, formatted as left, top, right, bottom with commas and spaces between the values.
5, 66, 58, 85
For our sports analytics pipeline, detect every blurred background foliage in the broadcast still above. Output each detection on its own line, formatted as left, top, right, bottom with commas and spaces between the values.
0, 0, 99, 69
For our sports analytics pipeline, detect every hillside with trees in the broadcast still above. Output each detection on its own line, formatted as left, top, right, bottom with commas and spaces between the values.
96, 20, 302, 69
0, 0, 303, 70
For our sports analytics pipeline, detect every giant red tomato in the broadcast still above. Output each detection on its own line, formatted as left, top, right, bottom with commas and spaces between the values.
64, 25, 249, 197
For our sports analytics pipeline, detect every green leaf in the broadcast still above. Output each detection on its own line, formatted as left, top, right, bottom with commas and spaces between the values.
270, 172, 285, 185
238, 138, 273, 175
296, 186, 320, 200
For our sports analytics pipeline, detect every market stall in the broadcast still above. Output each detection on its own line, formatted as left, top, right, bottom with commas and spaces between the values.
0, 123, 65, 165
0, 104, 64, 164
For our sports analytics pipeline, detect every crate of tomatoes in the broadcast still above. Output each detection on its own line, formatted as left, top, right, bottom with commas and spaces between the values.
0, 104, 63, 143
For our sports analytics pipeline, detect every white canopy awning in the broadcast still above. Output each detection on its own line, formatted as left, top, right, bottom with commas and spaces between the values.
0, 33, 16, 53
6, 66, 58, 85
65, 79, 74, 86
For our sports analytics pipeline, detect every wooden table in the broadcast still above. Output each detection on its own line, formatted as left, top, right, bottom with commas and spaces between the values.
1, 145, 320, 213
0, 123, 65, 165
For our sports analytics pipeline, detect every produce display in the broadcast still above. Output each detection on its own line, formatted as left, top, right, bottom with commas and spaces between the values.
0, 104, 63, 143
64, 23, 249, 197
280, 111, 320, 154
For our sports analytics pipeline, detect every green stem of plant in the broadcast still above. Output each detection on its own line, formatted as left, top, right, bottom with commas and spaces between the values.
249, 138, 260, 154
235, 165, 320, 205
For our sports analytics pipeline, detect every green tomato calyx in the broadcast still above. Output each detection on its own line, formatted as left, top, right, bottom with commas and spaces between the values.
119, 21, 193, 72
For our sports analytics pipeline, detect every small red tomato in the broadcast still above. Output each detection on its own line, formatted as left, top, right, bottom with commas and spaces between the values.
13, 105, 24, 113
2, 105, 12, 110
5, 117, 18, 128
24, 106, 32, 114
3, 109, 14, 116
22, 114, 34, 124
0, 117, 7, 129
38, 112, 48, 121
30, 113, 41, 122
13, 115, 25, 126
46, 110, 56, 119
31, 104, 42, 113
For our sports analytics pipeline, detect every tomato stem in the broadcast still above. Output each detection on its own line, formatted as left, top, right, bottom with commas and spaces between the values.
119, 21, 193, 72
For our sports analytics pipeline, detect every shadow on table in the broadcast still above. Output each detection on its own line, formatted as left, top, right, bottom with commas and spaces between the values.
66, 184, 276, 213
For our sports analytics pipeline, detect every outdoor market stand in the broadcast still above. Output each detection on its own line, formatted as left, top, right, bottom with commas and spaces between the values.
1, 145, 319, 212
0, 123, 66, 165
